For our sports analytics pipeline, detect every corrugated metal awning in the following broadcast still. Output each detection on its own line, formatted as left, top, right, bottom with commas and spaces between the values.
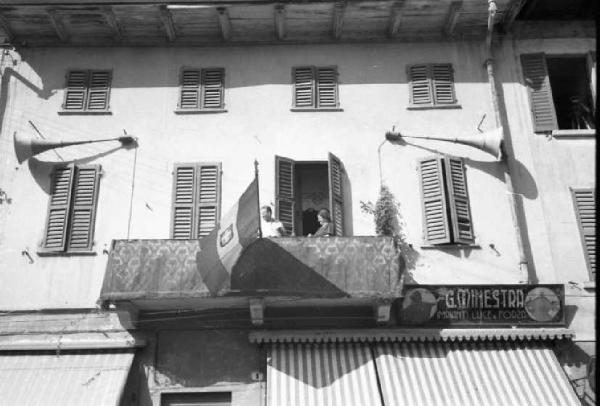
0, 349, 134, 406
375, 341, 580, 406
267, 342, 383, 406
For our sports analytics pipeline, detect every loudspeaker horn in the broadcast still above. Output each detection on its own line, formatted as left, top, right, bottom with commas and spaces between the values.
14, 132, 136, 163
385, 127, 504, 160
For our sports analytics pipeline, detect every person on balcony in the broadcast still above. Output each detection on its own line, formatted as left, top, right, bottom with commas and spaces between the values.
309, 208, 334, 237
261, 205, 286, 237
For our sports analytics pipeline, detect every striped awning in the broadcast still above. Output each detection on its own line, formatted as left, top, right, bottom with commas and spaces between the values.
0, 349, 134, 406
267, 342, 383, 406
375, 341, 580, 406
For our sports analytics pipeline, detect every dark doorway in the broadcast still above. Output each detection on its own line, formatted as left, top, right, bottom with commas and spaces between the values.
295, 162, 329, 236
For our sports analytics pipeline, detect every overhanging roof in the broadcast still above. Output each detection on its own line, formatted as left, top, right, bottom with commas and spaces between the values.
0, 0, 513, 46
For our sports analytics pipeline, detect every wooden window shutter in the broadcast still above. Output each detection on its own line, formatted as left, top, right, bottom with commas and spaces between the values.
275, 155, 295, 235
418, 156, 451, 244
328, 152, 344, 236
444, 157, 474, 244
67, 165, 101, 251
179, 70, 201, 109
171, 164, 197, 239
63, 71, 89, 110
42, 165, 75, 251
432, 64, 455, 105
86, 71, 111, 111
201, 68, 224, 109
520, 53, 558, 132
196, 163, 221, 237
293, 67, 315, 108
408, 64, 433, 105
572, 188, 596, 279
317, 67, 338, 108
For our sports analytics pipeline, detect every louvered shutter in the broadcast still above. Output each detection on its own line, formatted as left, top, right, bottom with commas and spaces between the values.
275, 155, 295, 235
317, 67, 338, 108
418, 156, 451, 244
520, 53, 558, 132
293, 67, 315, 108
171, 164, 196, 239
86, 71, 111, 111
572, 188, 596, 278
328, 152, 344, 236
444, 156, 474, 244
179, 70, 201, 109
63, 71, 89, 111
408, 65, 433, 105
196, 163, 221, 237
201, 68, 224, 109
432, 64, 455, 105
42, 165, 75, 252
67, 165, 101, 251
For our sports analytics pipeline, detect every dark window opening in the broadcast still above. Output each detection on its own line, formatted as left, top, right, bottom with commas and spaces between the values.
295, 163, 329, 236
547, 57, 595, 130
517, 0, 597, 20
161, 392, 231, 406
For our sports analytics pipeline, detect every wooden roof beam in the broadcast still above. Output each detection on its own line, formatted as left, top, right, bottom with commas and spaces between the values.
443, 1, 462, 36
274, 4, 285, 40
102, 7, 123, 42
217, 7, 231, 41
0, 13, 14, 44
501, 0, 525, 33
387, 1, 404, 39
159, 5, 176, 42
332, 1, 346, 40
47, 10, 69, 43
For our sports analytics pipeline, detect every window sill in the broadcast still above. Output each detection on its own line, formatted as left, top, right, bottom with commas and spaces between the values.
37, 250, 97, 257
290, 107, 344, 112
583, 281, 595, 290
420, 243, 480, 249
58, 110, 112, 116
174, 108, 228, 114
407, 104, 462, 110
551, 129, 596, 138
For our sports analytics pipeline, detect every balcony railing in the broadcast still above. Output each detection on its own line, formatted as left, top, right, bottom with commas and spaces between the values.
99, 236, 403, 310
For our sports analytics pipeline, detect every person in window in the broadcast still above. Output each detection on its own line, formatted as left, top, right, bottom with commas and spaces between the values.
260, 205, 286, 237
308, 208, 334, 237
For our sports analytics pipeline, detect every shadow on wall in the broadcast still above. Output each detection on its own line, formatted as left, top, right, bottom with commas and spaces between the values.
155, 329, 263, 388
26, 146, 134, 194
17, 45, 491, 92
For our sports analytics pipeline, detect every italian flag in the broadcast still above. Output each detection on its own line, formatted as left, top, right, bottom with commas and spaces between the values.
196, 178, 260, 295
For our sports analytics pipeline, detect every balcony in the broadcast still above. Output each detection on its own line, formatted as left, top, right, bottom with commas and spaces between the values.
99, 237, 403, 312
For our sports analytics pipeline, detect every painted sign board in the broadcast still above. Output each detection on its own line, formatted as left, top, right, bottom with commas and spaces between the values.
397, 284, 565, 327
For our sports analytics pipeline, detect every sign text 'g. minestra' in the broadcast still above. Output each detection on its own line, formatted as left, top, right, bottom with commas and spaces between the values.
397, 284, 565, 326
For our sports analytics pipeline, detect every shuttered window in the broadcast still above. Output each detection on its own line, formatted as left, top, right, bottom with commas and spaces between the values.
521, 52, 596, 132
40, 164, 101, 254
275, 154, 345, 237
292, 66, 339, 109
571, 188, 596, 279
178, 68, 225, 111
418, 155, 474, 245
171, 163, 222, 239
408, 64, 456, 107
62, 70, 111, 112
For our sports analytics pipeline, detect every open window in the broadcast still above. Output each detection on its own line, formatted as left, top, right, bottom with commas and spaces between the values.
521, 52, 596, 132
275, 153, 344, 236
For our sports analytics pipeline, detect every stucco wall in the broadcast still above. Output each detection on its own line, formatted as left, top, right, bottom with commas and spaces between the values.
0, 39, 590, 310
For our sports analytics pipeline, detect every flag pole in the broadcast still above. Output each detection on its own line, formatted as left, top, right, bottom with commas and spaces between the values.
254, 159, 262, 238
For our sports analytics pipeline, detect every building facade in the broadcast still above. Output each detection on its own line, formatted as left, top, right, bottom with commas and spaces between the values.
0, 0, 595, 404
